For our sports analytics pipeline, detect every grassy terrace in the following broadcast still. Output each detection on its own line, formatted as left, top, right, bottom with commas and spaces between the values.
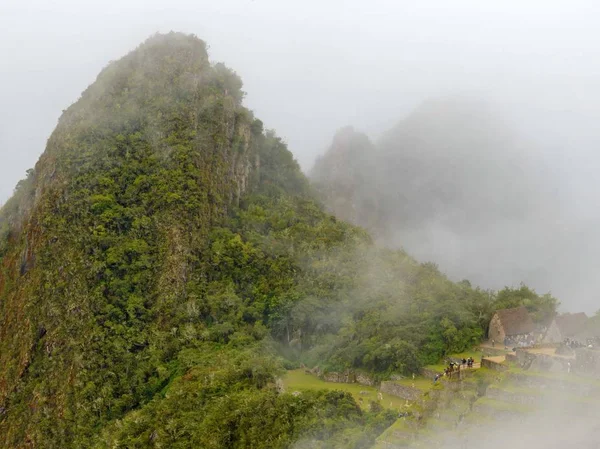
424, 349, 484, 373
373, 417, 420, 448
373, 346, 600, 449
445, 397, 472, 414
282, 369, 418, 410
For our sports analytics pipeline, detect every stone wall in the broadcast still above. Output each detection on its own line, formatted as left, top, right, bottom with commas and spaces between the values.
515, 348, 537, 369
482, 357, 509, 372
482, 347, 507, 357
355, 372, 376, 386
320, 370, 376, 386
322, 371, 354, 383
380, 381, 423, 401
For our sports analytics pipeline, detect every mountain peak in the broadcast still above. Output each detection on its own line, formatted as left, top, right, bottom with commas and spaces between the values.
0, 32, 270, 445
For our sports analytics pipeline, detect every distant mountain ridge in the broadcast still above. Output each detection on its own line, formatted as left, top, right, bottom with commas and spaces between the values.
311, 96, 565, 294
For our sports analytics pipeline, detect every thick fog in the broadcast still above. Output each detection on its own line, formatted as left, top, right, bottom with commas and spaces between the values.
3, 0, 600, 312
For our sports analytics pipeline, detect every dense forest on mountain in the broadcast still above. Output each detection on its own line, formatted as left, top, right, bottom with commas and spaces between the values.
0, 33, 558, 448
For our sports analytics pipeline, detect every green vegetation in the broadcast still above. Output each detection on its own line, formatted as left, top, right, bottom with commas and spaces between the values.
96, 348, 396, 449
291, 262, 493, 376
391, 377, 434, 392
0, 33, 560, 448
282, 369, 414, 410
424, 348, 483, 372
492, 284, 560, 324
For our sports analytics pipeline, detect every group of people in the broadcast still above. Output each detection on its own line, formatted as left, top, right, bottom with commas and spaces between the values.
563, 337, 585, 349
433, 357, 475, 383
562, 337, 600, 350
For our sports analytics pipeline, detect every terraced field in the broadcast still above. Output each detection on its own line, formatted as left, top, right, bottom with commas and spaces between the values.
282, 369, 424, 411
283, 347, 600, 449
373, 363, 600, 448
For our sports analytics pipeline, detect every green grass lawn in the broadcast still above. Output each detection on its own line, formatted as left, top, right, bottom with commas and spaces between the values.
282, 369, 416, 411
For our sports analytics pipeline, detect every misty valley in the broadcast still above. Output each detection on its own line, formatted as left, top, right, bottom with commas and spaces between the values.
1, 28, 600, 449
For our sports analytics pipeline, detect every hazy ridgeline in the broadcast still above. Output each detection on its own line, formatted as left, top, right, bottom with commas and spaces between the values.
312, 97, 598, 314
5, 1, 600, 314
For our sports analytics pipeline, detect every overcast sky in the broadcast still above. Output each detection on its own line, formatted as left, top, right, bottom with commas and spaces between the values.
3, 0, 600, 311
4, 0, 600, 199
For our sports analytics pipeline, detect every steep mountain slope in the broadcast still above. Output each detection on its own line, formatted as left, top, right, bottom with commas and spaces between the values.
311, 97, 562, 292
0, 34, 512, 448
0, 32, 270, 446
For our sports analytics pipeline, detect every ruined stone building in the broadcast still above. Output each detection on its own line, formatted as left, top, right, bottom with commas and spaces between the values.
543, 312, 588, 343
488, 306, 535, 345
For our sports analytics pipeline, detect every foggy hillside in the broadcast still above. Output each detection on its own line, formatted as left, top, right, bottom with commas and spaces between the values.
2, 32, 515, 448
312, 97, 594, 312
3, 1, 600, 447
5, 1, 600, 316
